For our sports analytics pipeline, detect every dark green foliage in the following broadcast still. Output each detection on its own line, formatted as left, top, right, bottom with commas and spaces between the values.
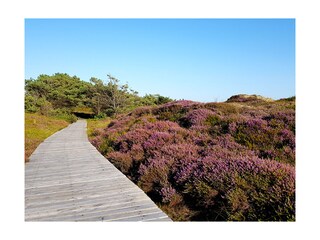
26, 73, 91, 109
25, 95, 50, 113
25, 73, 172, 118
154, 101, 193, 122
205, 114, 230, 136
277, 96, 295, 102
140, 94, 172, 106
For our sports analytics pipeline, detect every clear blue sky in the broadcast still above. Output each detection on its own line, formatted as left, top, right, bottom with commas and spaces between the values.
25, 19, 295, 102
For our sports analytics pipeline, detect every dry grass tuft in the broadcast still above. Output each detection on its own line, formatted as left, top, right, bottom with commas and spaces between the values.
25, 113, 69, 162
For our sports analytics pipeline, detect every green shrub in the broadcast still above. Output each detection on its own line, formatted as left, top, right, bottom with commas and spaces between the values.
25, 95, 39, 113
94, 112, 107, 119
205, 114, 229, 136
25, 95, 53, 115
50, 109, 77, 123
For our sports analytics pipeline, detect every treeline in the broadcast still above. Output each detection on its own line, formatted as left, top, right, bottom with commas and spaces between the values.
25, 73, 172, 119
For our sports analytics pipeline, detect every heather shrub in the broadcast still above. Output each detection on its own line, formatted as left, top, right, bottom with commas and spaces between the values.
158, 100, 200, 109
129, 144, 145, 161
107, 151, 133, 174
200, 135, 257, 162
138, 156, 173, 195
95, 136, 116, 156
277, 129, 295, 149
91, 128, 124, 155
159, 186, 177, 203
233, 118, 274, 149
159, 193, 193, 221
142, 132, 175, 155
180, 108, 215, 128
266, 110, 295, 133
144, 120, 181, 132
177, 156, 295, 221
156, 109, 186, 122
136, 114, 158, 125
131, 106, 153, 117
205, 102, 240, 115
154, 100, 200, 122
89, 128, 103, 137
275, 97, 295, 110
115, 128, 152, 152
205, 114, 230, 136
228, 112, 295, 165
91, 98, 295, 221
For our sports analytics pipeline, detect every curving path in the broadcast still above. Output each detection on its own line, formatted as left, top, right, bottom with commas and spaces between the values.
25, 120, 171, 221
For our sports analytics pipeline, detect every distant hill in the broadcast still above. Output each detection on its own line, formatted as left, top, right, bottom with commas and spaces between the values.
226, 94, 274, 103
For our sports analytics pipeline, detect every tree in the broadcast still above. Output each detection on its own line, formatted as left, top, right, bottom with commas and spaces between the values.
89, 77, 108, 115
89, 75, 135, 116
141, 94, 173, 106
25, 73, 91, 110
105, 74, 132, 115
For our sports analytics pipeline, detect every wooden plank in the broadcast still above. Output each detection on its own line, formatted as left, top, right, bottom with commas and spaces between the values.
25, 120, 171, 222
25, 175, 126, 189
26, 198, 154, 220
25, 197, 152, 219
25, 189, 147, 209
77, 207, 165, 222
26, 171, 122, 184
25, 179, 130, 195
25, 181, 133, 199
144, 216, 173, 222
27, 201, 157, 221
106, 211, 171, 222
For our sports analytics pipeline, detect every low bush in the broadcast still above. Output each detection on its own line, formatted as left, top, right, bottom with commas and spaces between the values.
89, 97, 295, 221
177, 156, 295, 221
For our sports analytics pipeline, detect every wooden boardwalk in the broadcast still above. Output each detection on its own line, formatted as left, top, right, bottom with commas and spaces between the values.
25, 120, 171, 222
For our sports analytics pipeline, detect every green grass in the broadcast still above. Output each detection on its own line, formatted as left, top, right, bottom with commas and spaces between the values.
87, 118, 111, 140
25, 113, 69, 162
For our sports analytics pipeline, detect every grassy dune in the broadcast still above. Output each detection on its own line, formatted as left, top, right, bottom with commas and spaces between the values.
25, 113, 69, 162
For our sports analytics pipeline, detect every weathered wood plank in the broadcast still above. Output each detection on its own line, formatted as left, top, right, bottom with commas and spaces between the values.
25, 181, 133, 199
25, 120, 171, 222
27, 201, 158, 221
105, 211, 170, 222
77, 207, 167, 222
25, 179, 130, 195
25, 197, 154, 219
25, 189, 147, 209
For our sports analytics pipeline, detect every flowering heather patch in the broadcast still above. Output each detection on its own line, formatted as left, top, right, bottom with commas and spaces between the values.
89, 96, 295, 221
181, 108, 215, 128
154, 100, 202, 122
177, 156, 295, 221
159, 100, 201, 109
160, 186, 177, 203
266, 110, 295, 132
130, 106, 153, 117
